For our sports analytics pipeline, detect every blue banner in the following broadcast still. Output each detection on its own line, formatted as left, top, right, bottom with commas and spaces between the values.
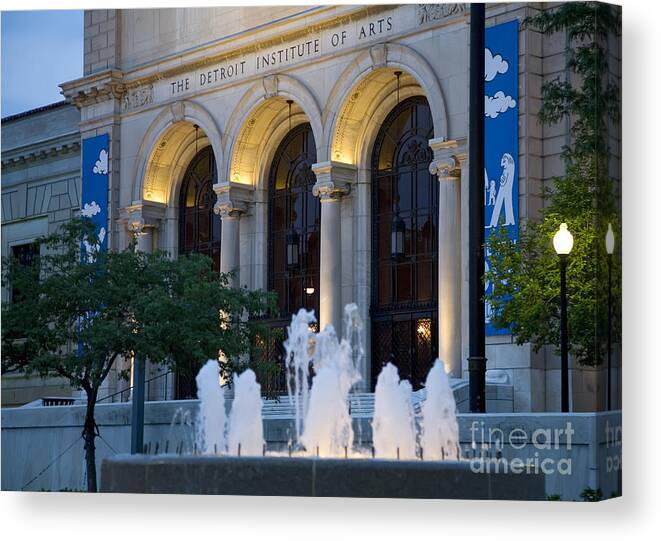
484, 20, 519, 336
81, 134, 109, 260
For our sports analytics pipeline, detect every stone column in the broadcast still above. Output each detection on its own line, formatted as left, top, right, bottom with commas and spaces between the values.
215, 204, 243, 288
312, 161, 355, 336
122, 203, 168, 400
429, 138, 467, 378
214, 182, 253, 288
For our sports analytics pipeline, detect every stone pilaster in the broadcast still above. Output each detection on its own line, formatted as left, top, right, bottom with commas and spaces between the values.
311, 161, 356, 336
429, 138, 466, 378
213, 182, 253, 287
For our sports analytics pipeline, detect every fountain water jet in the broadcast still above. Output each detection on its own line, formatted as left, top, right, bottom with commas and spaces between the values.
195, 360, 226, 454
300, 304, 362, 455
420, 359, 459, 460
227, 369, 264, 456
283, 309, 317, 444
372, 363, 417, 459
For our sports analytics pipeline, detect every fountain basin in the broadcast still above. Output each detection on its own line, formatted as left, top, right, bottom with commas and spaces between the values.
100, 454, 545, 500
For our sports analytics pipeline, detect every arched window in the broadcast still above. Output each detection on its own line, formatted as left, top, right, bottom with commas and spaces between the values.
261, 123, 320, 391
268, 122, 320, 319
371, 96, 437, 389
178, 146, 221, 271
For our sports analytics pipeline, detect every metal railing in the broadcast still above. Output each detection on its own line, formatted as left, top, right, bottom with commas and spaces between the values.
96, 370, 176, 403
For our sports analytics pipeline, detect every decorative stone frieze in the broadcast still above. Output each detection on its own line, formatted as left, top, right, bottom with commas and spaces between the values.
416, 4, 467, 26
122, 84, 154, 112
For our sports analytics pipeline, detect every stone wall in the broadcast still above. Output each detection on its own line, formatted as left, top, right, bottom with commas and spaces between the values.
84, 10, 121, 75
1, 400, 621, 500
1, 103, 82, 406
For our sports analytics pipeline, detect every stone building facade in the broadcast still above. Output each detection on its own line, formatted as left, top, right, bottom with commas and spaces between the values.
1, 103, 82, 406
2, 4, 621, 411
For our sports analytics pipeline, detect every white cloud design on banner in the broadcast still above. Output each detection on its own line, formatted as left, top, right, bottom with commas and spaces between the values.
93, 149, 108, 175
485, 91, 517, 119
485, 48, 509, 81
81, 201, 101, 218
82, 227, 106, 263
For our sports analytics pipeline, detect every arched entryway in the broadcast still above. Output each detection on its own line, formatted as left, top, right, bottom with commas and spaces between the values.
370, 96, 437, 389
263, 122, 320, 391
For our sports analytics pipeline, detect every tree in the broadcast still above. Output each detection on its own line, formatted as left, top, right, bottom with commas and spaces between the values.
1, 218, 274, 491
485, 2, 621, 366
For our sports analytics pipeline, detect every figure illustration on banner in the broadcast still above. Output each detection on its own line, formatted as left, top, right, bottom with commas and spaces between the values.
486, 152, 516, 228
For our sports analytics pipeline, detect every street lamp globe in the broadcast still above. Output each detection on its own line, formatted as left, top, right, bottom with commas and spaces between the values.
605, 223, 615, 255
553, 223, 574, 255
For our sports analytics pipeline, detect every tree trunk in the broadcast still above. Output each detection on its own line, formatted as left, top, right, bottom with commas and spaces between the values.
83, 387, 99, 492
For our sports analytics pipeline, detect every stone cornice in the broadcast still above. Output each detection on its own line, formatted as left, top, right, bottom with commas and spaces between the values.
119, 5, 395, 91
1, 133, 80, 168
58, 5, 469, 116
60, 70, 125, 110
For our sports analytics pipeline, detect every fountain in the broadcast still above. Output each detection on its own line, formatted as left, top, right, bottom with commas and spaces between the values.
283, 308, 317, 443
420, 359, 459, 460
101, 304, 546, 499
195, 360, 225, 454
372, 362, 417, 459
227, 369, 264, 456
300, 304, 362, 456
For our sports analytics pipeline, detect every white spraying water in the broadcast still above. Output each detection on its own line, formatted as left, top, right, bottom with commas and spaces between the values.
420, 359, 459, 460
283, 308, 317, 444
372, 362, 417, 459
195, 360, 226, 454
227, 369, 264, 456
300, 304, 362, 455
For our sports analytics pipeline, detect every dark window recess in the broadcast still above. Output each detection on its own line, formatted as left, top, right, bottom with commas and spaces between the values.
370, 96, 438, 390
262, 122, 320, 393
10, 242, 39, 303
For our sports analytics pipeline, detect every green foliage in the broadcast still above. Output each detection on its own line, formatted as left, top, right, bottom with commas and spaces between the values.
2, 218, 275, 387
580, 486, 603, 502
485, 2, 621, 366
1, 217, 275, 490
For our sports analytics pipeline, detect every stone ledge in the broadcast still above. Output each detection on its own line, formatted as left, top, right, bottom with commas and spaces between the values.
101, 454, 545, 500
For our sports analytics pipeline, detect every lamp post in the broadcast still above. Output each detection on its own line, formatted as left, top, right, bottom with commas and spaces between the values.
605, 223, 615, 410
553, 223, 574, 413
468, 3, 487, 413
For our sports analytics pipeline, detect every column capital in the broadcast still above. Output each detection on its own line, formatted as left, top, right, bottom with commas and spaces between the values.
428, 138, 467, 181
119, 201, 166, 234
311, 161, 356, 201
213, 181, 254, 218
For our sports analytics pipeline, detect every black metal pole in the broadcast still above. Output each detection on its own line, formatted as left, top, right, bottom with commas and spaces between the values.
559, 255, 569, 412
130, 355, 145, 454
468, 3, 487, 413
607, 254, 612, 410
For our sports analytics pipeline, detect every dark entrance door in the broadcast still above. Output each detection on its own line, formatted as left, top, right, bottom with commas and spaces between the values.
370, 96, 438, 390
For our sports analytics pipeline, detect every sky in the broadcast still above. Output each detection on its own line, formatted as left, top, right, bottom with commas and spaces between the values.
1, 10, 83, 117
